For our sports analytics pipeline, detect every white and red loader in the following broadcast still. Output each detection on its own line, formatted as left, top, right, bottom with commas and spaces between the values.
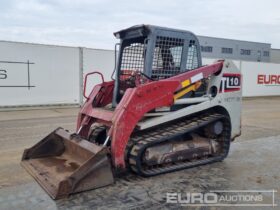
21, 25, 242, 199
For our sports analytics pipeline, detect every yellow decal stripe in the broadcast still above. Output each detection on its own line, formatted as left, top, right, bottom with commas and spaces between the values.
174, 82, 202, 100
181, 79, 190, 88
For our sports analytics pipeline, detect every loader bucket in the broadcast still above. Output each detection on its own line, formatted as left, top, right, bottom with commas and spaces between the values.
21, 128, 114, 199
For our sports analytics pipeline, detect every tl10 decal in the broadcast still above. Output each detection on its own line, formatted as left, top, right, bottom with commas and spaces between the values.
219, 73, 241, 93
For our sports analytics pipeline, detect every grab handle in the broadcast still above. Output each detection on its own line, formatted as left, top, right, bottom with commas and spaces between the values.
83, 71, 105, 99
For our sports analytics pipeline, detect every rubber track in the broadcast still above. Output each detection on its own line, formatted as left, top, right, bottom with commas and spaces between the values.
127, 113, 231, 177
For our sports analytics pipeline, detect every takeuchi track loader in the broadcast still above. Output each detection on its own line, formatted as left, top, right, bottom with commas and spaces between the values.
21, 25, 242, 199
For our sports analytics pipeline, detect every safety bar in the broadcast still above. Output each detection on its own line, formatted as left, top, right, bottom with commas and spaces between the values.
83, 71, 105, 100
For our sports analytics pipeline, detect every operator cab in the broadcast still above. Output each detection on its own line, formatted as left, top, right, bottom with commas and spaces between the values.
112, 25, 202, 106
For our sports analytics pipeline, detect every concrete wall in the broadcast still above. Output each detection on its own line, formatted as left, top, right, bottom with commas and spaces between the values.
270, 49, 280, 64
0, 41, 279, 107
0, 41, 80, 107
242, 61, 280, 96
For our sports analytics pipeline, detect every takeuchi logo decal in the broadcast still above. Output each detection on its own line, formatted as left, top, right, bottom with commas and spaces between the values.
257, 74, 280, 86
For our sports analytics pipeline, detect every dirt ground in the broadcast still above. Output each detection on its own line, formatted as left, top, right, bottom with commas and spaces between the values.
0, 97, 279, 210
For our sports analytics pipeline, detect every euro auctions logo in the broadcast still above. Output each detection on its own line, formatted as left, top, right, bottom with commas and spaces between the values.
257, 74, 280, 86
166, 190, 277, 207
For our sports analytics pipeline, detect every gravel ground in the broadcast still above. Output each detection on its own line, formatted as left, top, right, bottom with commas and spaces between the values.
0, 97, 279, 210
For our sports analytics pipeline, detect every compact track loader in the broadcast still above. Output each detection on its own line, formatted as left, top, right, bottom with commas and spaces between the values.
21, 25, 242, 199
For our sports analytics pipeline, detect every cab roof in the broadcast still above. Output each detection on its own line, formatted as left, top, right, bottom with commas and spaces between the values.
114, 24, 196, 39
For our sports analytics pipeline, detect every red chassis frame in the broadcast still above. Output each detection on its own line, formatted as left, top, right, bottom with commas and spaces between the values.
77, 61, 224, 169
